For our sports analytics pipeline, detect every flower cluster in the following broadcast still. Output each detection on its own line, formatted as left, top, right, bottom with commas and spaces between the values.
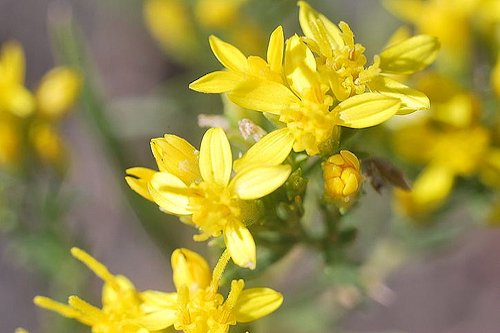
0, 41, 80, 170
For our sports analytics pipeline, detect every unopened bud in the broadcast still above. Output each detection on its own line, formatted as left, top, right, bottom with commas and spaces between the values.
323, 150, 363, 209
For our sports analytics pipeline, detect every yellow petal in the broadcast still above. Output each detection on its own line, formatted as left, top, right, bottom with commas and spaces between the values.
334, 93, 401, 128
224, 221, 256, 269
379, 35, 440, 74
33, 296, 80, 319
199, 128, 233, 186
284, 34, 317, 96
151, 134, 200, 184
5, 85, 35, 117
171, 248, 211, 291
102, 275, 135, 306
298, 1, 343, 50
36, 67, 81, 118
70, 248, 119, 289
136, 310, 177, 331
209, 35, 248, 72
67, 296, 103, 324
228, 79, 299, 115
369, 76, 430, 114
189, 70, 244, 93
267, 26, 284, 73
125, 167, 156, 201
231, 165, 291, 200
0, 41, 25, 84
141, 290, 178, 311
383, 0, 424, 23
233, 128, 294, 173
148, 171, 192, 215
233, 288, 283, 323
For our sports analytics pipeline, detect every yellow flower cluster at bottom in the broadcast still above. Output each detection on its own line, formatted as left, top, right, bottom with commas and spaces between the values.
34, 247, 283, 333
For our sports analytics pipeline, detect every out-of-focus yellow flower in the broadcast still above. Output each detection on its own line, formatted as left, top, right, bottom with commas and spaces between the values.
195, 0, 247, 29
126, 128, 293, 269
34, 248, 149, 333
394, 165, 454, 219
323, 150, 363, 209
29, 121, 66, 166
0, 41, 35, 117
384, 0, 500, 71
137, 249, 283, 333
144, 0, 198, 60
36, 67, 81, 119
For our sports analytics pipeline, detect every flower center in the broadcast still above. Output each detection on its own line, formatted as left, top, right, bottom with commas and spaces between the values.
189, 182, 241, 240
280, 88, 335, 155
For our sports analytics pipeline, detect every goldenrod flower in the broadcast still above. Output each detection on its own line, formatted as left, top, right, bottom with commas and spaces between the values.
126, 128, 293, 268
191, 2, 438, 156
323, 150, 363, 209
190, 25, 285, 93
137, 248, 283, 333
298, 1, 437, 113
36, 66, 81, 119
0, 41, 35, 117
34, 248, 149, 333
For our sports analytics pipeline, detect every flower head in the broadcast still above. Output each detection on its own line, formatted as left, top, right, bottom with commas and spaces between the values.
126, 128, 293, 268
34, 248, 147, 333
323, 150, 363, 209
137, 248, 283, 333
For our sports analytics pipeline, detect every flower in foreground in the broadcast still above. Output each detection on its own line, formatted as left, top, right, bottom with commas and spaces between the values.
126, 127, 293, 268
190, 2, 439, 156
137, 248, 283, 333
34, 247, 148, 333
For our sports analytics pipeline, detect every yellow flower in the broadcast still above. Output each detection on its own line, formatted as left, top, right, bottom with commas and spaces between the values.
227, 34, 402, 156
144, 0, 198, 60
34, 248, 149, 333
126, 128, 293, 268
137, 248, 283, 333
0, 116, 20, 168
36, 66, 81, 119
323, 150, 363, 209
190, 25, 285, 94
298, 1, 437, 113
0, 41, 35, 117
194, 0, 247, 29
394, 165, 454, 219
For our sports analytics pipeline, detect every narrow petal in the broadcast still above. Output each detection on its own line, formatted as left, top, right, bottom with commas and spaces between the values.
189, 70, 244, 93
141, 291, 178, 311
199, 128, 232, 186
125, 167, 156, 201
228, 79, 299, 115
224, 222, 256, 269
334, 93, 401, 128
267, 26, 284, 73
136, 310, 177, 331
0, 41, 25, 84
34, 296, 81, 319
284, 35, 318, 96
171, 248, 211, 291
383, 0, 424, 23
36, 67, 81, 118
209, 35, 248, 72
151, 134, 200, 184
231, 165, 291, 200
233, 288, 283, 323
379, 35, 440, 74
233, 128, 294, 173
369, 76, 430, 114
148, 172, 192, 215
298, 1, 343, 49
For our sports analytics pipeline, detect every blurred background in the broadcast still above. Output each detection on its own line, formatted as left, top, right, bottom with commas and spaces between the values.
1, 0, 499, 332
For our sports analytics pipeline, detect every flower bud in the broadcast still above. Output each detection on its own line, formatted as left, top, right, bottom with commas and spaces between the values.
323, 150, 363, 208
